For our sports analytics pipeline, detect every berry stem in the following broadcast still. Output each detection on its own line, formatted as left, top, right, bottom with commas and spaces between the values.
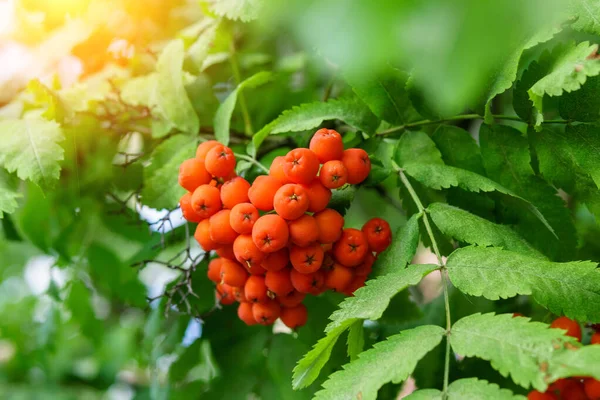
399, 169, 452, 399
377, 114, 570, 136
229, 40, 254, 136
234, 153, 269, 173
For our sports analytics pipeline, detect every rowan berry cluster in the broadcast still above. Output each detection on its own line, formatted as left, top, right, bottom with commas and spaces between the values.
177, 129, 392, 329
527, 317, 600, 400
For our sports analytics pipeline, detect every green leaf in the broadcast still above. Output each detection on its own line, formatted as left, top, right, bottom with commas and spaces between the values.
346, 320, 364, 362
548, 344, 600, 382
528, 41, 600, 125
0, 118, 64, 188
431, 126, 485, 174
326, 264, 438, 332
141, 134, 197, 209
345, 66, 413, 124
65, 280, 103, 343
404, 389, 443, 400
374, 212, 421, 277
153, 40, 200, 137
313, 325, 445, 400
211, 0, 263, 22
559, 75, 600, 121
479, 124, 576, 260
327, 185, 357, 216
186, 21, 219, 72
428, 203, 543, 258
450, 313, 580, 391
448, 378, 526, 400
563, 124, 600, 189
293, 319, 356, 389
402, 163, 556, 237
568, 0, 600, 35
395, 131, 444, 167
251, 97, 378, 154
0, 171, 20, 218
446, 246, 600, 322
214, 71, 273, 145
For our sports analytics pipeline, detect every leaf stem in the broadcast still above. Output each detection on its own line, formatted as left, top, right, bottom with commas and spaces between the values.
399, 169, 452, 399
234, 152, 269, 173
378, 114, 569, 136
229, 41, 254, 136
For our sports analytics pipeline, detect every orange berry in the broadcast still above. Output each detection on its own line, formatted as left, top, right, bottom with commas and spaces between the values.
215, 244, 236, 260
248, 175, 282, 211
238, 302, 257, 325
180, 192, 203, 223
261, 248, 289, 272
244, 275, 268, 303
362, 218, 392, 253
207, 258, 223, 283
319, 160, 348, 189
355, 252, 375, 276
314, 209, 344, 243
209, 210, 238, 244
220, 259, 248, 288
290, 269, 325, 295
252, 300, 281, 325
301, 179, 332, 213
178, 158, 212, 192
342, 275, 367, 296
288, 214, 319, 247
333, 228, 369, 267
527, 390, 558, 400
548, 378, 573, 396
233, 234, 265, 269
558, 379, 587, 400
309, 128, 344, 163
269, 155, 289, 183
322, 251, 335, 271
584, 378, 600, 400
245, 262, 267, 276
290, 243, 324, 274
220, 177, 251, 209
265, 268, 295, 297
191, 184, 222, 218
283, 148, 320, 184
342, 148, 371, 184
194, 219, 218, 251
280, 303, 308, 329
592, 332, 600, 345
232, 286, 247, 302
205, 144, 236, 177
273, 184, 309, 220
252, 214, 289, 253
229, 202, 259, 234
216, 283, 236, 305
550, 317, 582, 341
277, 290, 306, 307
325, 263, 354, 292
196, 140, 220, 161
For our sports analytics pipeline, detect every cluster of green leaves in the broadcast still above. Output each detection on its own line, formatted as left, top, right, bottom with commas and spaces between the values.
1, 0, 600, 399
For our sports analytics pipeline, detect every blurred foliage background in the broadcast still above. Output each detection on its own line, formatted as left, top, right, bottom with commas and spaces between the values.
0, 0, 599, 399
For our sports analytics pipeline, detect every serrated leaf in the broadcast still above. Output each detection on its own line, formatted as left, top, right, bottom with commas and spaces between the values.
431, 126, 485, 174
479, 123, 575, 260
404, 389, 443, 400
402, 163, 555, 237
395, 131, 444, 167
0, 118, 64, 189
0, 171, 21, 218
447, 246, 600, 322
374, 212, 421, 277
293, 319, 356, 389
153, 40, 200, 137
448, 378, 526, 400
530, 128, 600, 218
214, 71, 273, 145
564, 124, 600, 189
326, 264, 438, 332
345, 66, 413, 124
548, 344, 600, 382
528, 41, 600, 125
187, 21, 219, 71
251, 97, 378, 154
346, 320, 364, 362
450, 313, 580, 391
314, 325, 445, 400
211, 0, 263, 22
428, 203, 543, 258
141, 134, 197, 209
327, 185, 357, 216
568, 0, 600, 35
559, 75, 600, 121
